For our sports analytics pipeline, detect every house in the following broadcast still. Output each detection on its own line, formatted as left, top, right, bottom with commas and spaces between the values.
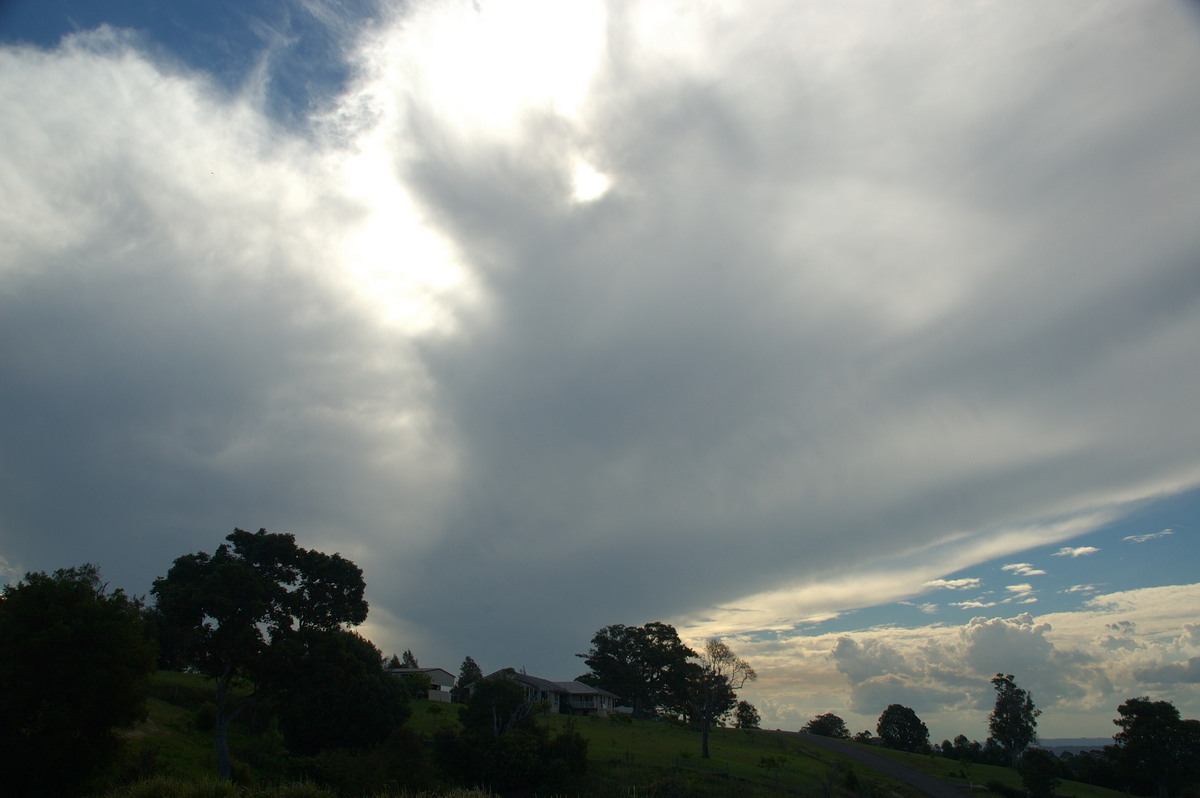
387, 666, 456, 702
475, 670, 620, 716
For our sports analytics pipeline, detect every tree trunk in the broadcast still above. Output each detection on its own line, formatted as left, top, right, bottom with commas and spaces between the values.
215, 711, 233, 781
701, 717, 711, 759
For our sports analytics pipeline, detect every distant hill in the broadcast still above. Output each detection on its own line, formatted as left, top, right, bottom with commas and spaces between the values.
1039, 738, 1110, 754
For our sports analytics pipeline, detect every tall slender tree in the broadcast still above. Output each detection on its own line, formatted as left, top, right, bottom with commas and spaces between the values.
692, 639, 756, 758
988, 673, 1040, 767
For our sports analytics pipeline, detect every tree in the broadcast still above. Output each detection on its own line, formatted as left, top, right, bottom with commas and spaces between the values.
577, 621, 697, 717
452, 655, 484, 703
0, 565, 156, 797
152, 528, 369, 780
803, 712, 851, 739
877, 703, 930, 753
988, 673, 1040, 767
261, 628, 410, 755
401, 648, 419, 668
735, 700, 761, 729
1019, 748, 1063, 798
1112, 696, 1200, 798
952, 733, 983, 763
691, 638, 757, 757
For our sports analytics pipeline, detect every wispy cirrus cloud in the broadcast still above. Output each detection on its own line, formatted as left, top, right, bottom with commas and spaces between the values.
1124, 529, 1175, 544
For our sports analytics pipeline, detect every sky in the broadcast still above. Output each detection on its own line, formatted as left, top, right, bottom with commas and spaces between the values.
2, 0, 1199, 743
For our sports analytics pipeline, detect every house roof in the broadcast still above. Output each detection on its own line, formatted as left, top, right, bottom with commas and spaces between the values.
387, 667, 455, 687
480, 670, 618, 699
554, 681, 620, 699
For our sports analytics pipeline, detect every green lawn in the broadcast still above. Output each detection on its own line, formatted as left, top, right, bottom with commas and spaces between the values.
108, 675, 1127, 798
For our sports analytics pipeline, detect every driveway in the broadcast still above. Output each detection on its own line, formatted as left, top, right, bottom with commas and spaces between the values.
786, 733, 972, 798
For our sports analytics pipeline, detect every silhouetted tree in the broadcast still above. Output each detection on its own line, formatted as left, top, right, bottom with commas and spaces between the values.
0, 565, 156, 797
877, 703, 930, 752
735, 700, 761, 729
452, 655, 483, 703
577, 621, 696, 717
152, 528, 368, 780
401, 648, 419, 667
692, 638, 756, 757
261, 628, 410, 755
1112, 696, 1200, 798
988, 673, 1040, 767
803, 712, 851, 739
1019, 748, 1063, 798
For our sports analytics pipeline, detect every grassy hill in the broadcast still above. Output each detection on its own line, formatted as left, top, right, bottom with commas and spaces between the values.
100, 672, 1128, 798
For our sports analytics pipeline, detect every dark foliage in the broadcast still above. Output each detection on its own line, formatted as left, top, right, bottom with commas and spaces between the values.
1112, 696, 1200, 798
988, 673, 1040, 767
735, 700, 761, 729
452, 654, 484, 703
802, 712, 851, 739
260, 628, 411, 755
577, 621, 697, 718
1019, 748, 1064, 798
0, 564, 156, 797
152, 528, 370, 779
876, 703, 929, 753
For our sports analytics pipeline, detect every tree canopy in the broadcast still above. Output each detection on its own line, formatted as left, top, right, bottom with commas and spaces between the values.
988, 673, 1040, 767
803, 712, 851, 739
152, 528, 371, 779
692, 638, 757, 757
1112, 696, 1200, 798
577, 621, 697, 717
0, 565, 156, 797
260, 628, 411, 756
877, 703, 929, 753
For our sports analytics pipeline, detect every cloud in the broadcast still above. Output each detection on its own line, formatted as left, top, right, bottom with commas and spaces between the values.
1123, 529, 1175, 544
1054, 546, 1100, 558
926, 578, 983, 591
1062, 585, 1100, 595
1003, 563, 1047, 576
3, 0, 1200, 711
1135, 657, 1200, 684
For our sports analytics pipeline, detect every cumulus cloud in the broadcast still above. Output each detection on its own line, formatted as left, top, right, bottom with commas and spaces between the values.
1124, 529, 1175, 544
1003, 563, 1047, 576
1136, 658, 1200, 684
3, 0, 1200, 706
1054, 546, 1100, 558
926, 578, 983, 591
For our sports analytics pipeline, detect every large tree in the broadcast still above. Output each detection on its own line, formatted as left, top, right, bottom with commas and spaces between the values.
988, 673, 1040, 767
877, 703, 930, 752
0, 565, 156, 797
1112, 696, 1200, 798
802, 712, 851, 739
152, 528, 369, 779
259, 627, 411, 755
692, 638, 757, 758
577, 621, 697, 717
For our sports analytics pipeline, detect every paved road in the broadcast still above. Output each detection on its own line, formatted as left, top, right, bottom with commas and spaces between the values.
786, 733, 971, 798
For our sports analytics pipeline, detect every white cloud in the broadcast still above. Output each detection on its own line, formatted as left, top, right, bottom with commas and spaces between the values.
926, 578, 983, 591
1054, 546, 1100, 557
1003, 563, 1047, 576
1123, 529, 1175, 544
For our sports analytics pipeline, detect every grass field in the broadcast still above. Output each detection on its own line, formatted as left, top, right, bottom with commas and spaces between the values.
103, 673, 1129, 798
